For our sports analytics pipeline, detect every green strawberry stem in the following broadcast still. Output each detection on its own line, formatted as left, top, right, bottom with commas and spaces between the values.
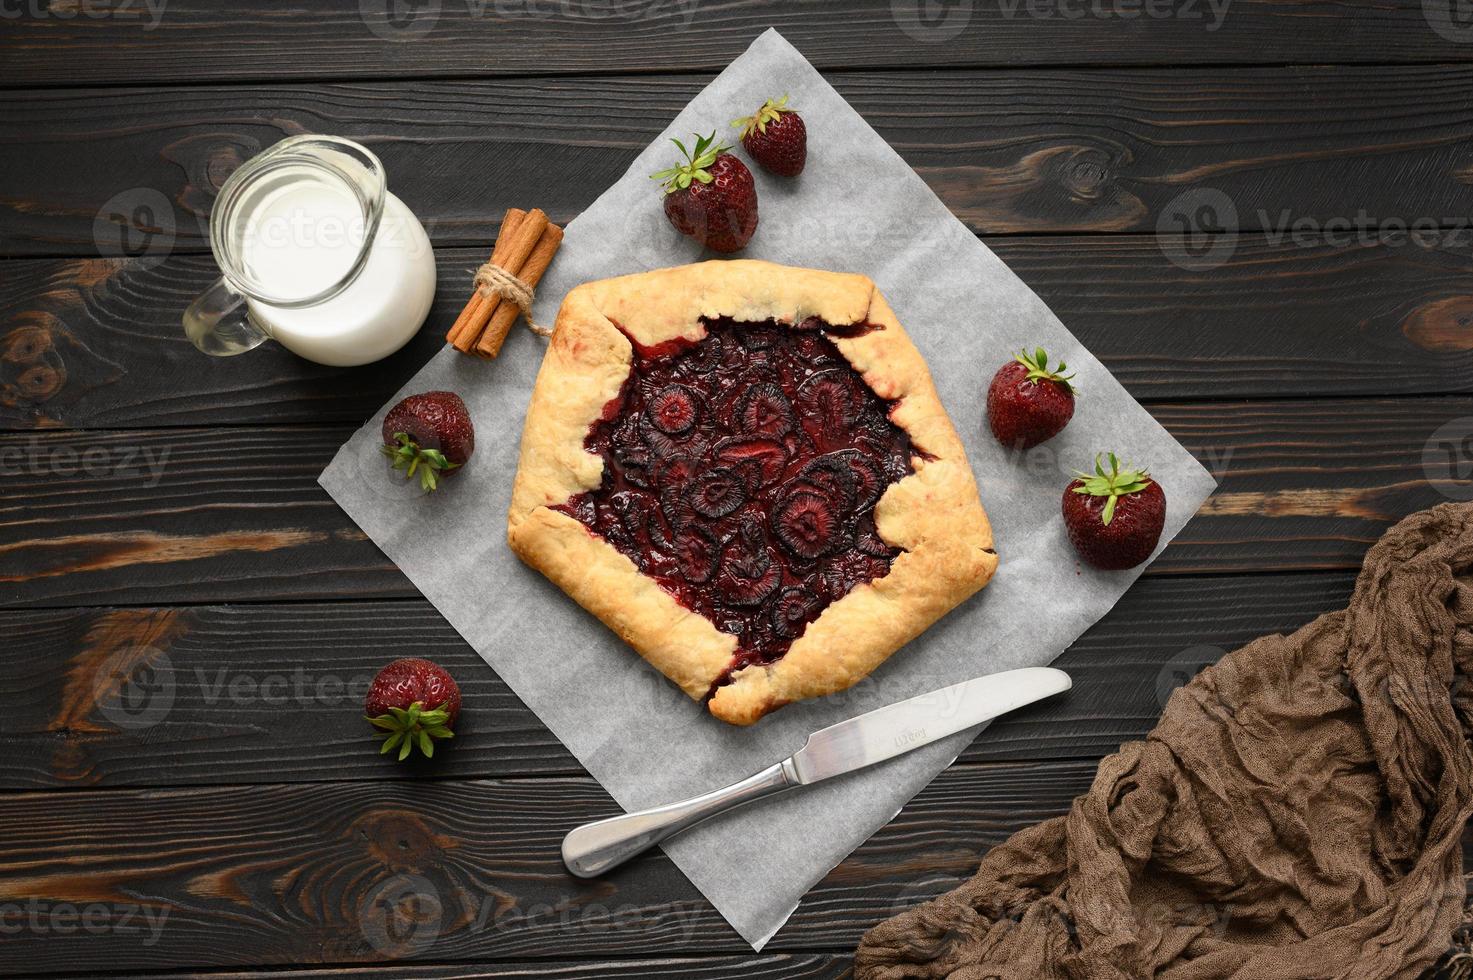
650, 131, 729, 194
732, 94, 792, 138
366, 700, 455, 762
381, 432, 459, 492
1072, 452, 1151, 526
1015, 347, 1077, 393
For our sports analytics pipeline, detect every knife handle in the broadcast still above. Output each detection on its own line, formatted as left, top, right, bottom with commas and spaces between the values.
562, 759, 799, 878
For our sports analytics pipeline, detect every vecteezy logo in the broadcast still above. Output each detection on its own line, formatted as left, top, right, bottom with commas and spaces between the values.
94, 647, 177, 731
884, 872, 966, 919
1422, 416, 1473, 501
358, 873, 443, 957
359, 0, 441, 41
893, 726, 929, 749
1156, 188, 1239, 271
92, 188, 176, 269
891, 0, 974, 42
1423, 0, 1473, 42
1154, 645, 1224, 710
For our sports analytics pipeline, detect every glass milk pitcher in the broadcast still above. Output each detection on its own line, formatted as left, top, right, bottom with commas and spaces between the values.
184, 135, 436, 367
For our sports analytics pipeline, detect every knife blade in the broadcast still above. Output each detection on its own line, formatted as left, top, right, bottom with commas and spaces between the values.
788, 666, 1072, 784
561, 666, 1071, 877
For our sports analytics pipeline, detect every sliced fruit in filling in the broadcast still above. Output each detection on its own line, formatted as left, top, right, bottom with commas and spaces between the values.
555, 316, 915, 687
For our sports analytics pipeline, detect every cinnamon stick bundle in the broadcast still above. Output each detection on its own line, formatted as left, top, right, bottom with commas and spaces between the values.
447, 207, 564, 358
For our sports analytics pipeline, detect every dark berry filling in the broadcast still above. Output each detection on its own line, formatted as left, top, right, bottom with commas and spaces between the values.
556, 317, 914, 690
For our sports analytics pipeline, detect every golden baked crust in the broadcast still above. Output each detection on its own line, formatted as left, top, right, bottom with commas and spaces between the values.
508, 260, 996, 725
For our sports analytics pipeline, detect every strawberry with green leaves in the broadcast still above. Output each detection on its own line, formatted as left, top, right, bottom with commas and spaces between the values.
652, 131, 759, 253
381, 391, 474, 492
987, 347, 1076, 449
733, 94, 807, 177
364, 658, 461, 761
1062, 453, 1165, 570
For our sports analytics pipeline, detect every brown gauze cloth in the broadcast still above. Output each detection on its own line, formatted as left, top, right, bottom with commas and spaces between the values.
858, 502, 1473, 979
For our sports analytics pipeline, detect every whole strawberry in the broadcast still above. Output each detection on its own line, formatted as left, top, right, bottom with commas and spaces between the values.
381, 391, 474, 492
987, 347, 1076, 449
652, 132, 758, 253
1062, 453, 1166, 571
733, 95, 806, 177
364, 658, 461, 761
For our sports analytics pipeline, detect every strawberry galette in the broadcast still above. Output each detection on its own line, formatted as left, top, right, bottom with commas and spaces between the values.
508, 260, 996, 725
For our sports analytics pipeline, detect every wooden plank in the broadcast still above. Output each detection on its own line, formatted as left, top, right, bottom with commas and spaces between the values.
0, 253, 452, 430
0, 1, 1461, 88
0, 426, 403, 607
0, 397, 1467, 606
0, 764, 1466, 974
6, 233, 1472, 431
1153, 398, 1473, 574
4, 66, 1473, 255
0, 572, 1355, 789
118, 958, 852, 980
0, 761, 1099, 972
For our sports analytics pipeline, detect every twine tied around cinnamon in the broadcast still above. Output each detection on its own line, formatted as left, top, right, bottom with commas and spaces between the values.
447, 208, 564, 359
471, 261, 552, 337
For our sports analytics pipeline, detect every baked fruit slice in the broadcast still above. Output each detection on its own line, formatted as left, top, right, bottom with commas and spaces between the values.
508, 260, 996, 725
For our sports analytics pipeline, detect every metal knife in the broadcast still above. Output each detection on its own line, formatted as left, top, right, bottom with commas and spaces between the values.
561, 666, 1071, 877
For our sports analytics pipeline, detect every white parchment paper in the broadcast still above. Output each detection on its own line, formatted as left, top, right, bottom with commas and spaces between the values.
320, 28, 1217, 950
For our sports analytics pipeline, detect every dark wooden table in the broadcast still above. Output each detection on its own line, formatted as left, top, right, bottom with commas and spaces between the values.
4, 3, 1473, 977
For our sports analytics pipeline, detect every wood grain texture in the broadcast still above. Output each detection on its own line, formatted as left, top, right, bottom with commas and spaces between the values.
0, 761, 1099, 973
4, 5, 1471, 979
1, 398, 1467, 606
0, 0, 1463, 89
0, 426, 402, 607
1155, 398, 1473, 572
0, 762, 1466, 974
0, 572, 1355, 788
0, 254, 451, 430
5, 234, 1472, 430
4, 66, 1473, 255
119, 958, 852, 980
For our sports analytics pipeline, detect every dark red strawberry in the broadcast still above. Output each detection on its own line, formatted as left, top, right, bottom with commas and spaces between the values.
609, 490, 644, 537
718, 527, 781, 606
612, 443, 654, 488
1062, 453, 1166, 571
364, 658, 460, 761
795, 453, 859, 513
794, 331, 838, 366
672, 526, 719, 584
687, 467, 748, 518
740, 322, 782, 350
855, 522, 896, 558
715, 437, 788, 486
769, 586, 820, 638
381, 391, 475, 492
773, 491, 839, 560
733, 95, 807, 177
842, 452, 886, 510
737, 383, 795, 439
986, 347, 1076, 449
652, 132, 759, 253
801, 450, 884, 512
821, 550, 891, 601
648, 384, 699, 435
681, 333, 725, 373
643, 422, 705, 464
656, 454, 702, 488
799, 370, 864, 442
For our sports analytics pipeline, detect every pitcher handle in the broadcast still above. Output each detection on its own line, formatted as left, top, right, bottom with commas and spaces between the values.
184, 276, 271, 356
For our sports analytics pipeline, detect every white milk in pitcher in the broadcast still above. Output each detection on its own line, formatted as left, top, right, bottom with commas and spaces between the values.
233, 180, 436, 366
